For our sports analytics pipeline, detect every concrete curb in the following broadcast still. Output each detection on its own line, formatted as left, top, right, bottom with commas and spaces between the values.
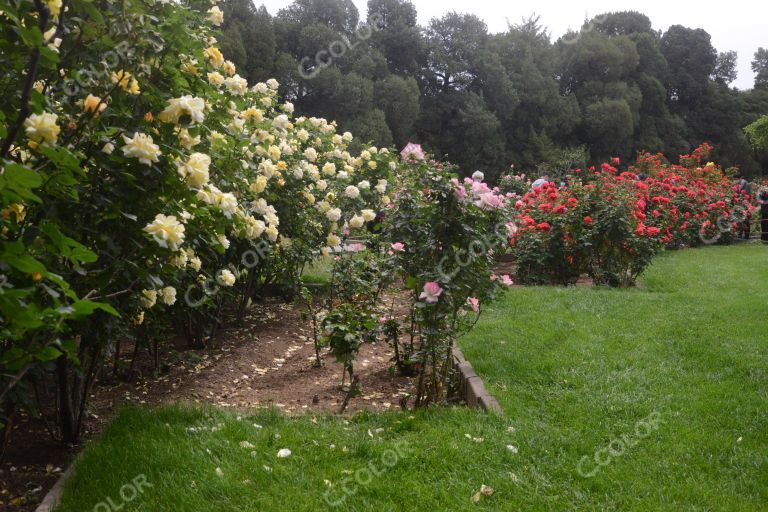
452, 347, 503, 415
34, 458, 77, 512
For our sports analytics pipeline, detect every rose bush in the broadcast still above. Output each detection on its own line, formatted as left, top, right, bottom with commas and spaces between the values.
510, 145, 753, 287
382, 154, 514, 405
0, 0, 394, 445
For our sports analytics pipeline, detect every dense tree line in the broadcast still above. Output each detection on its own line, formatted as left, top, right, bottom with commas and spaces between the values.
218, 0, 768, 180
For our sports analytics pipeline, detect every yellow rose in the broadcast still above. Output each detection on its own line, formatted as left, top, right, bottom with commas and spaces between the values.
143, 214, 185, 250
83, 94, 106, 115
203, 47, 224, 68
47, 0, 62, 17
111, 70, 140, 95
249, 175, 268, 194
24, 112, 60, 147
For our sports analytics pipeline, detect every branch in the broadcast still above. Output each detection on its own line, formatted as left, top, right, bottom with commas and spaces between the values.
0, 363, 34, 406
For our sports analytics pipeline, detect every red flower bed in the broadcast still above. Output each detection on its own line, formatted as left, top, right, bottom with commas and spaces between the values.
510, 144, 753, 286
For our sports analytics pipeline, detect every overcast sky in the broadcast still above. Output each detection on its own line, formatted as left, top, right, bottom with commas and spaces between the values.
257, 0, 767, 90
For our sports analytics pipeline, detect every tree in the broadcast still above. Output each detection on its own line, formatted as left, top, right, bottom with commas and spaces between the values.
367, 0, 425, 75
219, 1, 276, 83
277, 0, 359, 36
422, 13, 488, 94
752, 48, 768, 89
582, 98, 635, 159
744, 116, 768, 153
593, 11, 655, 37
374, 75, 420, 146
713, 51, 738, 85
345, 108, 393, 147
661, 25, 717, 107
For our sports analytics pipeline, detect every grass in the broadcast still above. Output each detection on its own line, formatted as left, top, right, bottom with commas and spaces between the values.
57, 245, 768, 511
301, 258, 333, 285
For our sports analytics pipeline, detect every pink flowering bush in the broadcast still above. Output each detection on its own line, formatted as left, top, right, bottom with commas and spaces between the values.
382, 154, 513, 405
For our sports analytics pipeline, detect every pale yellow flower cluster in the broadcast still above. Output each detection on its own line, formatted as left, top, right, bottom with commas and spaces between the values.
122, 133, 161, 165
176, 152, 211, 188
24, 113, 60, 148
143, 214, 185, 250
158, 96, 206, 124
119, 35, 397, 318
207, 6, 224, 26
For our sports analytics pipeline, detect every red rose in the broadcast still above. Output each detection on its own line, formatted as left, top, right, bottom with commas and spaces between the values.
583, 216, 593, 225
645, 226, 661, 236
536, 222, 551, 232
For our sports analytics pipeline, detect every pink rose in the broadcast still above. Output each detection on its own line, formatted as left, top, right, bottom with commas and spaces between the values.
501, 275, 514, 286
391, 242, 405, 252
467, 297, 480, 313
400, 142, 425, 162
419, 281, 443, 303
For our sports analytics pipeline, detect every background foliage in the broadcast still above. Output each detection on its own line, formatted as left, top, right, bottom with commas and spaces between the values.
217, 1, 768, 180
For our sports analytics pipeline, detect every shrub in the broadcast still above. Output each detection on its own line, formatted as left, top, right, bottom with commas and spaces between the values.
510, 145, 749, 287
383, 155, 513, 405
0, 0, 394, 445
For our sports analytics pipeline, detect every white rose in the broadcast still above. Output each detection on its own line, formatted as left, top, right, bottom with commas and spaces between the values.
122, 132, 161, 165
160, 286, 177, 306
144, 214, 185, 250
177, 152, 211, 189
344, 185, 360, 199
141, 289, 157, 309
218, 269, 236, 287
322, 162, 336, 176
207, 6, 224, 26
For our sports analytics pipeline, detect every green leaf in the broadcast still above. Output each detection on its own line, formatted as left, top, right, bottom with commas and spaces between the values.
68, 299, 120, 319
35, 345, 63, 362
0, 164, 43, 202
73, 0, 104, 23
40, 222, 98, 264
0, 347, 30, 370
1, 241, 47, 274
39, 146, 82, 175
11, 24, 43, 48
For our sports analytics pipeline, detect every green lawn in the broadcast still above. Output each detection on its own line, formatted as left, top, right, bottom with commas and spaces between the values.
56, 245, 768, 511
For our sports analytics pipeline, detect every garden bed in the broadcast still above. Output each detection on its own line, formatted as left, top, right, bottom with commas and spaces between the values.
1, 292, 416, 511
21, 246, 768, 511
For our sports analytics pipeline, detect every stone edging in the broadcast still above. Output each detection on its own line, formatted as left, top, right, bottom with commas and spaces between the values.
452, 347, 503, 414
34, 458, 77, 512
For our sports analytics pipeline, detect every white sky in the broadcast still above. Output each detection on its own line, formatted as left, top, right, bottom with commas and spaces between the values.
256, 0, 767, 90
